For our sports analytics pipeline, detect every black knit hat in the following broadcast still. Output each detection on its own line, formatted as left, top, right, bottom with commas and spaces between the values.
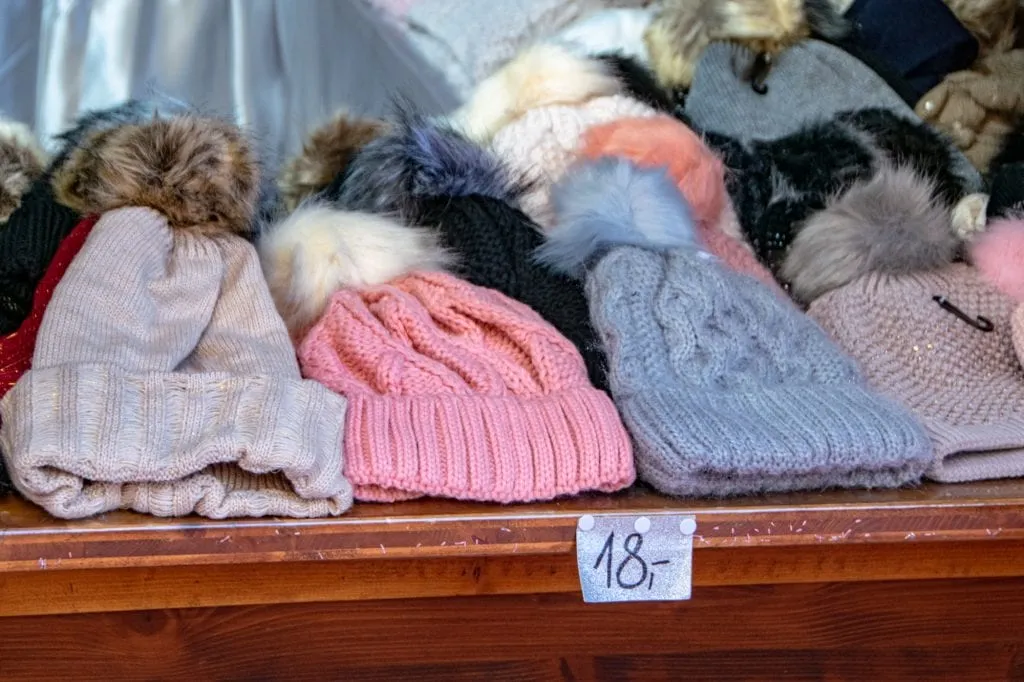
332, 108, 609, 389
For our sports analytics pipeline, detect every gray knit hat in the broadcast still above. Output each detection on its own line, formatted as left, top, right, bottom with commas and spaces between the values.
0, 115, 352, 519
538, 157, 933, 496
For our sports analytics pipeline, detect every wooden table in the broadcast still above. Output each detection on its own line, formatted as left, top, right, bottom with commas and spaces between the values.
2, 481, 1024, 680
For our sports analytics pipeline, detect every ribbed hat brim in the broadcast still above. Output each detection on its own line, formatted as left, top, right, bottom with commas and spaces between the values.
344, 389, 635, 503
621, 382, 933, 497
924, 417, 1024, 482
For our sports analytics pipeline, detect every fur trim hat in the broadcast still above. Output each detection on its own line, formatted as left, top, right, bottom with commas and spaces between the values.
284, 115, 609, 389
0, 113, 352, 519
809, 263, 1024, 483
540, 157, 932, 496
0, 117, 45, 225
278, 111, 388, 211
297, 271, 634, 502
916, 49, 1024, 173
644, 0, 849, 90
451, 44, 622, 143
578, 116, 783, 292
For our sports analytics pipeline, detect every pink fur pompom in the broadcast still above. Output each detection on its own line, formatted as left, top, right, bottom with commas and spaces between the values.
970, 218, 1024, 303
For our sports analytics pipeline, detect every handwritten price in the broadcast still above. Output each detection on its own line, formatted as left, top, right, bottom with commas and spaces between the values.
576, 514, 696, 603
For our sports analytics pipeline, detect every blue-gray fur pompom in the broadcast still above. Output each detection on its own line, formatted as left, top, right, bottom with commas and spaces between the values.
337, 105, 526, 220
536, 157, 699, 276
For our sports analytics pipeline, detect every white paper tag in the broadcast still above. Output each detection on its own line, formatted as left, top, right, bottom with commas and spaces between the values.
576, 513, 695, 603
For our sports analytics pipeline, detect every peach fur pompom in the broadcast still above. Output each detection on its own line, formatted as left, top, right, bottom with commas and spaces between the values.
970, 218, 1024, 303
580, 115, 783, 293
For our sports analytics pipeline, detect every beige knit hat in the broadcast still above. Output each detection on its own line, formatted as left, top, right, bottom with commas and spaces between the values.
0, 114, 353, 519
808, 264, 1024, 483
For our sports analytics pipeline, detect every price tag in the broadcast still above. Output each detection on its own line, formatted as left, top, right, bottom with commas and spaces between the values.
575, 513, 696, 603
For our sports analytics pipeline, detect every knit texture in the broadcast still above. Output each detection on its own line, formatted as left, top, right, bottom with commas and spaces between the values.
490, 94, 659, 229
809, 265, 1024, 483
298, 270, 635, 503
544, 158, 932, 496
416, 195, 609, 390
595, 245, 933, 495
0, 208, 353, 518
0, 178, 80, 334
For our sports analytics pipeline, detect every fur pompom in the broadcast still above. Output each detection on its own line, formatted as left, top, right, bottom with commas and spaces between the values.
782, 164, 958, 304
596, 53, 677, 113
451, 44, 621, 142
0, 117, 45, 225
802, 0, 850, 39
580, 116, 728, 234
52, 115, 259, 236
279, 111, 387, 211
338, 108, 524, 220
259, 204, 453, 337
969, 218, 1024, 303
538, 157, 698, 276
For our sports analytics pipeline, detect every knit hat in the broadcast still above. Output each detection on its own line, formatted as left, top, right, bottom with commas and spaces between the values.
916, 49, 1024, 173
325, 113, 609, 389
685, 39, 914, 141
0, 100, 170, 335
298, 269, 635, 503
0, 114, 352, 519
0, 116, 45, 225
808, 264, 1024, 482
578, 115, 783, 292
539, 157, 933, 496
843, 0, 978, 102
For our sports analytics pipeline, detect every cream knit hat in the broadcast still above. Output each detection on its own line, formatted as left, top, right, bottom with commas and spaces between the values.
809, 264, 1024, 483
0, 115, 352, 519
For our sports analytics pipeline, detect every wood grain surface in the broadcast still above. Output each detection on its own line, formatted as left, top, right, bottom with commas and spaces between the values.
3, 481, 1024, 572
1, 578, 1022, 681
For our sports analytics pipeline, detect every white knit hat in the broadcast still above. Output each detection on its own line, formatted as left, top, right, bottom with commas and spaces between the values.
0, 114, 352, 519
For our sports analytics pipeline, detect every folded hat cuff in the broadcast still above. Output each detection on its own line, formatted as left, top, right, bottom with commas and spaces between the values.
622, 383, 933, 497
0, 364, 352, 518
344, 388, 635, 503
924, 417, 1024, 483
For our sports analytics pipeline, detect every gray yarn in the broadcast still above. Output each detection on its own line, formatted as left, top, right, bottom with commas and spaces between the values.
685, 40, 982, 193
550, 159, 934, 497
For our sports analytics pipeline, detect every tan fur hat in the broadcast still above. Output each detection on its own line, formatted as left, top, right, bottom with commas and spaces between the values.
0, 117, 45, 225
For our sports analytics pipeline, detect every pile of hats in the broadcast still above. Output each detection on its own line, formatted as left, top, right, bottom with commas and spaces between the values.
3, 12, 1024, 523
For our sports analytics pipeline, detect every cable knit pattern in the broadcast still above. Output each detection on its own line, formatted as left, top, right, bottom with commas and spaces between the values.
809, 264, 1024, 483
0, 207, 352, 518
490, 95, 659, 229
589, 245, 932, 496
298, 270, 634, 503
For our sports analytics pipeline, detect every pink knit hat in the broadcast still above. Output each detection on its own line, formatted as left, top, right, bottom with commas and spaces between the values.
809, 264, 1024, 483
490, 95, 659, 229
298, 270, 635, 503
579, 116, 782, 292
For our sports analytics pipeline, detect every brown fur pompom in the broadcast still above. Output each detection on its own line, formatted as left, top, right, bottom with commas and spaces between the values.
279, 112, 387, 211
0, 119, 46, 225
52, 115, 259, 236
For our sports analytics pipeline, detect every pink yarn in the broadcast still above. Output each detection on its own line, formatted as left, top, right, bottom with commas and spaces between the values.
582, 116, 784, 293
970, 218, 1024, 303
298, 270, 635, 503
